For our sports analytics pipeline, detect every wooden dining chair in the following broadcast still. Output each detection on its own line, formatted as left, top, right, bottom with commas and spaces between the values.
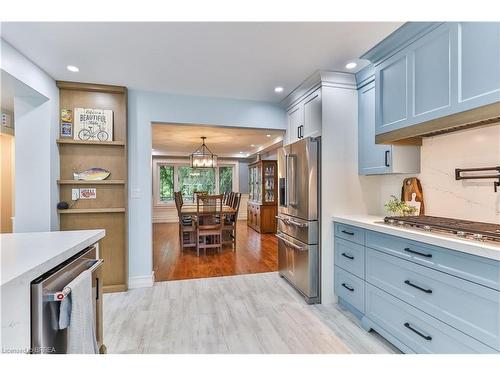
223, 192, 241, 250
193, 190, 208, 203
175, 191, 195, 250
195, 194, 223, 256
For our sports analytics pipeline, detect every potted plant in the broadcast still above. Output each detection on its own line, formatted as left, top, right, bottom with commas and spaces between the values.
384, 195, 418, 217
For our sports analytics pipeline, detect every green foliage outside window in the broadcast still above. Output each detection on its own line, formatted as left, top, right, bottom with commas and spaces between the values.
219, 166, 233, 194
159, 165, 174, 202
178, 167, 215, 200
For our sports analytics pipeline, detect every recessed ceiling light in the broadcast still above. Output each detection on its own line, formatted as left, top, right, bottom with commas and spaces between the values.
274, 86, 284, 93
266, 134, 271, 137
345, 62, 357, 70
250, 144, 255, 147
67, 65, 79, 72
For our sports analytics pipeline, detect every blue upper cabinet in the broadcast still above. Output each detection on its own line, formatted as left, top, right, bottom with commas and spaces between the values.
411, 24, 452, 121
367, 22, 500, 140
357, 68, 420, 175
457, 22, 500, 109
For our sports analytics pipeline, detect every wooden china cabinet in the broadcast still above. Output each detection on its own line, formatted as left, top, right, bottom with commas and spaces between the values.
247, 160, 278, 234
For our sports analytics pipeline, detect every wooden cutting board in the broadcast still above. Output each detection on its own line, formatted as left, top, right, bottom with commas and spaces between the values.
401, 177, 425, 215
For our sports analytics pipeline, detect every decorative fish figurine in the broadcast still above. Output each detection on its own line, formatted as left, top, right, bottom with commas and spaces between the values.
73, 167, 110, 181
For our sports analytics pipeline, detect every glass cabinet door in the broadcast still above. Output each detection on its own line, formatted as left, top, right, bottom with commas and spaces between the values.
264, 163, 275, 203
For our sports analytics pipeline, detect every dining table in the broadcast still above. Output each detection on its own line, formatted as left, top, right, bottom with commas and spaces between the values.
180, 204, 237, 216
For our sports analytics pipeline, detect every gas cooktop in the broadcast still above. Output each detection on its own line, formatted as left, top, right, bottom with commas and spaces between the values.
384, 215, 500, 243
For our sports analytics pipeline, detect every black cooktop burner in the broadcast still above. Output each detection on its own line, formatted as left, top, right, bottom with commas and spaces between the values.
384, 215, 500, 242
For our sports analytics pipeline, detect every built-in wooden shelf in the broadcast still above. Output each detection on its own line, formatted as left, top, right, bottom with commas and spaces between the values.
57, 139, 125, 146
57, 80, 128, 294
57, 179, 125, 185
58, 208, 126, 214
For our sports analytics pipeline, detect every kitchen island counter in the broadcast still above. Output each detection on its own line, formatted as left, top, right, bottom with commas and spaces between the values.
1, 229, 105, 353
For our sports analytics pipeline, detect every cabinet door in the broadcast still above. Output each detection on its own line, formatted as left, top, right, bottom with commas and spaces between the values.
287, 104, 303, 144
303, 89, 322, 138
411, 23, 453, 121
457, 22, 500, 109
375, 51, 409, 134
358, 81, 392, 174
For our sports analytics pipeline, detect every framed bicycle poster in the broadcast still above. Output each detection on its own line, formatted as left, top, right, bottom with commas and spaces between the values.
74, 108, 113, 142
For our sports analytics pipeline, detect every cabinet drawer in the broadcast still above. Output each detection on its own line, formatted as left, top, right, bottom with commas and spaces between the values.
334, 237, 365, 279
365, 230, 500, 290
334, 223, 365, 245
334, 266, 365, 313
366, 248, 500, 350
364, 284, 496, 353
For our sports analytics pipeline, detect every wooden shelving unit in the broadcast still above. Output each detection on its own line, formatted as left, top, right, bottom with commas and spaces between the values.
59, 208, 126, 214
57, 139, 125, 146
57, 81, 128, 293
247, 160, 278, 234
57, 179, 125, 185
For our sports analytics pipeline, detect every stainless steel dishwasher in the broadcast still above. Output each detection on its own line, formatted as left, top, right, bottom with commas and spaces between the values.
30, 246, 104, 354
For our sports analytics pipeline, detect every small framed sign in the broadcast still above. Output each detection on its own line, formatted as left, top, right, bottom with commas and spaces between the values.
79, 188, 97, 200
60, 122, 73, 138
74, 108, 113, 142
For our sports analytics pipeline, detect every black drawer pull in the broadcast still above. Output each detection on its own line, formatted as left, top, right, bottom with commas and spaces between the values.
404, 280, 432, 294
404, 322, 432, 341
404, 247, 432, 258
341, 253, 354, 260
341, 283, 354, 292
341, 230, 354, 236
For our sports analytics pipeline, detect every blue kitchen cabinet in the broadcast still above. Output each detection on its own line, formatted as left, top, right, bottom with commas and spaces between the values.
357, 71, 420, 175
372, 22, 500, 138
457, 22, 500, 110
333, 222, 500, 353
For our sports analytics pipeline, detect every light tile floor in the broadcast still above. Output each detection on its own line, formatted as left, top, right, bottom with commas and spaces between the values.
104, 272, 399, 354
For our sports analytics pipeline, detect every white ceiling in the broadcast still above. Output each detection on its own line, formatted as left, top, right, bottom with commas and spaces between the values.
1, 22, 402, 102
152, 123, 285, 158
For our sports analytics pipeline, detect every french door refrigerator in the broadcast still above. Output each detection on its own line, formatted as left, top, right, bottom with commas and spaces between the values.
277, 136, 320, 304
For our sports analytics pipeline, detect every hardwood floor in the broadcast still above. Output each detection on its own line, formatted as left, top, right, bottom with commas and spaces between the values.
153, 220, 278, 282
103, 272, 399, 354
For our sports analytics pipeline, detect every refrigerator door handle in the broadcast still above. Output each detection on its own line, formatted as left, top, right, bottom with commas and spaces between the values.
275, 233, 308, 251
288, 154, 297, 207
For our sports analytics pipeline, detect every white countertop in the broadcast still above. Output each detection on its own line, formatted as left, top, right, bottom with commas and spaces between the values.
1, 230, 105, 287
332, 215, 500, 261
1, 229, 105, 352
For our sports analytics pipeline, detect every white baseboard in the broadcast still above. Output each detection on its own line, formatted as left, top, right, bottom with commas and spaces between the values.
128, 272, 155, 289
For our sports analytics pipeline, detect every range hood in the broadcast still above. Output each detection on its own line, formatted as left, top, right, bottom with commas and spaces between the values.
376, 100, 500, 144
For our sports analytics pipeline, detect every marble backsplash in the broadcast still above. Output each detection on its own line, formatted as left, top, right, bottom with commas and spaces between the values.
368, 123, 500, 224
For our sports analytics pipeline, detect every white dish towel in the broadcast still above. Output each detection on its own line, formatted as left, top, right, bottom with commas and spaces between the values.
59, 269, 98, 354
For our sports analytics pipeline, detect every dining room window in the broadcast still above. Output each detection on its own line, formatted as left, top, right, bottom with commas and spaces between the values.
178, 166, 216, 200
159, 165, 175, 202
154, 161, 237, 206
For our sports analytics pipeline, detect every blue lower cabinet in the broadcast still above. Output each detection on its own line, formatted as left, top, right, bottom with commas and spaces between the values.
365, 230, 500, 291
334, 237, 365, 279
334, 223, 365, 245
334, 266, 365, 314
366, 248, 500, 350
363, 284, 496, 354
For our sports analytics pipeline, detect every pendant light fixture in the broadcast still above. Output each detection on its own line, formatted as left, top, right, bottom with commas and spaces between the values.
190, 136, 218, 168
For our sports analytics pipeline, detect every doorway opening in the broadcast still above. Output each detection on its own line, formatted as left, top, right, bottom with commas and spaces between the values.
151, 122, 285, 281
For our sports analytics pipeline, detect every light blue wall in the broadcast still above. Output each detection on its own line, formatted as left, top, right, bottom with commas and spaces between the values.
128, 89, 286, 280
238, 160, 250, 193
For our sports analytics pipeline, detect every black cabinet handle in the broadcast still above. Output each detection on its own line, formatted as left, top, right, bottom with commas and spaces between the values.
341, 230, 354, 236
404, 247, 432, 258
341, 253, 354, 260
341, 283, 354, 292
96, 277, 99, 300
384, 150, 390, 167
297, 125, 300, 139
404, 322, 432, 341
404, 280, 432, 294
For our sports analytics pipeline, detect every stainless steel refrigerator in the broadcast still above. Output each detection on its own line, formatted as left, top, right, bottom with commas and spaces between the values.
277, 136, 320, 304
